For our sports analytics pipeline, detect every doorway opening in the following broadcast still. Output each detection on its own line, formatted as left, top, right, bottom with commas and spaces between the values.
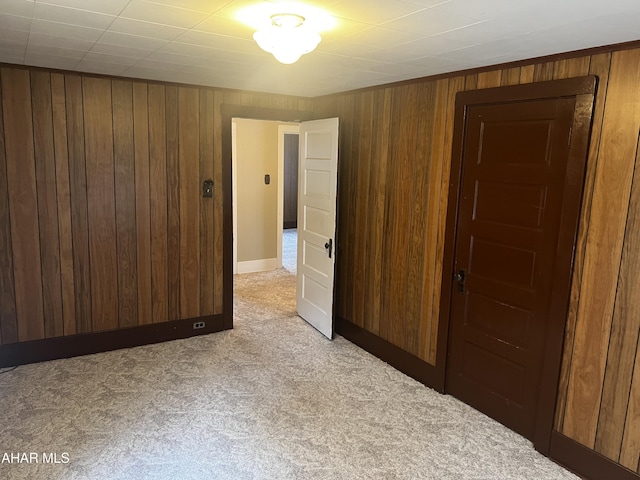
231, 117, 300, 324
278, 124, 300, 276
232, 118, 300, 276
221, 105, 340, 339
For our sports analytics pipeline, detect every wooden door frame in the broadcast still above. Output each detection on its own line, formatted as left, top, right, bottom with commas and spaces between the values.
435, 77, 597, 454
221, 105, 313, 330
277, 124, 301, 266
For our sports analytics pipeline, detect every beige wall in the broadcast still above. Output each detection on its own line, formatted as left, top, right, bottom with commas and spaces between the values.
235, 118, 280, 263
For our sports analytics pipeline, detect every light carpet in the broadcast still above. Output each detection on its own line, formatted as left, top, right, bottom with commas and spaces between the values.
282, 228, 297, 275
0, 245, 578, 479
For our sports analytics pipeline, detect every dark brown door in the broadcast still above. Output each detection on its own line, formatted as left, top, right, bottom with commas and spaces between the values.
446, 96, 581, 440
283, 133, 299, 229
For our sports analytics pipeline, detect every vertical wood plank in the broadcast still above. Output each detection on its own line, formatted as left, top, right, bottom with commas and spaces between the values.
83, 77, 118, 332
378, 89, 398, 342
352, 91, 374, 328
149, 84, 168, 323
534, 61, 555, 81
419, 78, 449, 364
519, 64, 535, 83
1, 68, 45, 342
65, 74, 91, 333
553, 56, 591, 80
0, 72, 17, 344
556, 52, 612, 429
50, 73, 75, 337
562, 49, 640, 447
464, 74, 478, 90
388, 84, 420, 348
619, 329, 640, 469
429, 75, 465, 363
361, 91, 379, 333
476, 70, 501, 89
344, 95, 357, 323
166, 86, 181, 321
134, 82, 152, 326
363, 88, 391, 336
30, 71, 64, 338
404, 81, 436, 356
112, 80, 138, 328
213, 90, 223, 314
501, 66, 521, 86
337, 95, 355, 321
199, 89, 214, 316
178, 87, 200, 319
596, 134, 640, 461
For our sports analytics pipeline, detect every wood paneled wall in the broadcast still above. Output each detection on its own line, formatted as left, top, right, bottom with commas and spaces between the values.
0, 65, 312, 345
314, 46, 640, 471
556, 49, 640, 471
2, 44, 640, 473
315, 79, 459, 366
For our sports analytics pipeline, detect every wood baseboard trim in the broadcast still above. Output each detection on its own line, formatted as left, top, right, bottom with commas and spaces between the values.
237, 258, 278, 274
550, 431, 640, 480
336, 317, 443, 392
0, 314, 227, 367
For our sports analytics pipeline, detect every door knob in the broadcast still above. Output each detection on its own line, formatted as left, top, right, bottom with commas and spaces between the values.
325, 239, 333, 259
453, 269, 466, 293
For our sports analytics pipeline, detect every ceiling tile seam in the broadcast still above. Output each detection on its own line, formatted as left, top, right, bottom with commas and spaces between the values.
90, 6, 213, 78
37, 0, 129, 15
22, 1, 35, 64
26, 41, 88, 58
330, 15, 383, 30
429, 19, 490, 38
134, 0, 215, 17
65, 0, 216, 66
318, 50, 416, 69
141, 1, 242, 71
370, 24, 492, 62
32, 1, 131, 68
377, 7, 485, 33
373, 4, 435, 27
183, 1, 247, 44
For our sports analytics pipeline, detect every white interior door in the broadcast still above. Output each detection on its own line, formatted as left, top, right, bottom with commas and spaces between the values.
296, 117, 339, 339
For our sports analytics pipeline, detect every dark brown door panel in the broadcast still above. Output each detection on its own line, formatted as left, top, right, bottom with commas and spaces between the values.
444, 78, 595, 450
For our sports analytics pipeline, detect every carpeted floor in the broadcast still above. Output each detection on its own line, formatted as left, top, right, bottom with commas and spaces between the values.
282, 228, 297, 274
0, 229, 578, 480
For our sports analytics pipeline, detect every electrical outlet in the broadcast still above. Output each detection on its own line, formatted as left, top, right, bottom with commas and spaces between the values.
193, 321, 205, 330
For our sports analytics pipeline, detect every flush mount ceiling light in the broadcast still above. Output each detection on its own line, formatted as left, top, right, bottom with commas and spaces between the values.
254, 13, 320, 64
238, 2, 335, 65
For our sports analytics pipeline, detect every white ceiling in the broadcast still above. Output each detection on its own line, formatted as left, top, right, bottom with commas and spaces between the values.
0, 0, 639, 97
